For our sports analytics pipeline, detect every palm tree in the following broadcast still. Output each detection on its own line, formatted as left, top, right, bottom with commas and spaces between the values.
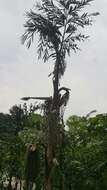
22, 0, 99, 189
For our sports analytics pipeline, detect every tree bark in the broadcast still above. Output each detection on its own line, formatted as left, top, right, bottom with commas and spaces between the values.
8, 175, 12, 190
45, 54, 60, 190
0, 181, 3, 190
15, 180, 18, 190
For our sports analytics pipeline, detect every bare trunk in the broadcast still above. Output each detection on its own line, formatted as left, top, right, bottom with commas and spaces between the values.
45, 54, 60, 190
8, 175, 12, 190
15, 180, 18, 190
19, 180, 21, 190
25, 180, 30, 190
0, 181, 3, 190
53, 55, 60, 110
45, 129, 54, 190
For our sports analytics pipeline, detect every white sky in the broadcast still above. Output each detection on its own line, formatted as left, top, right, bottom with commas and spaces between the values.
0, 0, 107, 118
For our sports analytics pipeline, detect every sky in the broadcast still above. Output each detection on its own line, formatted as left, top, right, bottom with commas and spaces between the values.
0, 0, 107, 118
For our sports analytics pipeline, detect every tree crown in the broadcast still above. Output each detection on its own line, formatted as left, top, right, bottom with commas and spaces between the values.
22, 0, 99, 78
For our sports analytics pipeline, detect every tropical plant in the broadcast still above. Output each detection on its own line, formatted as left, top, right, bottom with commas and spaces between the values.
65, 114, 107, 190
1, 107, 107, 190
22, 0, 99, 189
0, 104, 44, 189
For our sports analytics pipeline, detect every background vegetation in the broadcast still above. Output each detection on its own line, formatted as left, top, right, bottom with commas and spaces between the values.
0, 104, 107, 190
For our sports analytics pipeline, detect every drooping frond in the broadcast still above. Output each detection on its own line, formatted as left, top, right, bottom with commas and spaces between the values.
58, 0, 94, 10
37, 0, 66, 27
22, 0, 99, 78
22, 9, 62, 62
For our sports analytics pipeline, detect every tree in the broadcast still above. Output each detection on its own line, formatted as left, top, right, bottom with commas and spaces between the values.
0, 104, 43, 190
0, 107, 27, 190
65, 114, 107, 190
22, 0, 99, 189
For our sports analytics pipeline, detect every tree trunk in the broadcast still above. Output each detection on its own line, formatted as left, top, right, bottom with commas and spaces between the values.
15, 180, 18, 190
45, 134, 54, 190
0, 181, 3, 190
8, 175, 12, 190
19, 180, 22, 190
45, 55, 60, 190
53, 55, 60, 111
25, 180, 30, 190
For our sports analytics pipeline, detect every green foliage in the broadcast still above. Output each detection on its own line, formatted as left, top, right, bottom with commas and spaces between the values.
19, 113, 44, 144
22, 0, 99, 79
25, 146, 40, 182
0, 104, 45, 188
1, 103, 107, 190
64, 114, 107, 190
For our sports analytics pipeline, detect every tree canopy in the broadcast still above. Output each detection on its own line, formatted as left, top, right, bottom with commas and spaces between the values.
22, 0, 99, 80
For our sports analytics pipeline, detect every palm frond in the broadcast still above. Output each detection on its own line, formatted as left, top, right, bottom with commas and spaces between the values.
58, 0, 93, 11
39, 0, 66, 27
21, 9, 62, 63
22, 0, 99, 78
22, 10, 61, 49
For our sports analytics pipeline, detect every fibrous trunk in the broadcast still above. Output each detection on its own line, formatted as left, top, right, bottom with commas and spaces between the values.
45, 56, 60, 190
